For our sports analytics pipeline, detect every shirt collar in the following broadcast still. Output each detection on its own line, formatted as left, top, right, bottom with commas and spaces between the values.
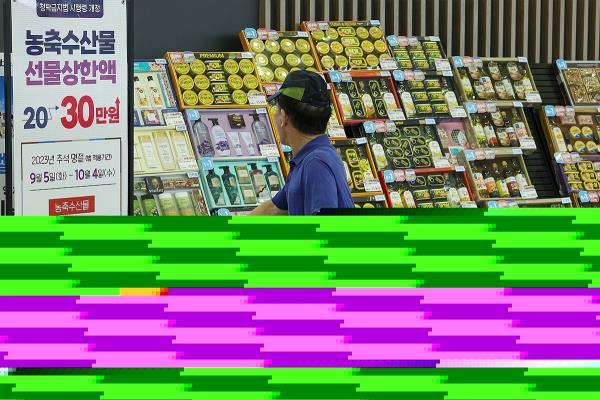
289, 135, 330, 168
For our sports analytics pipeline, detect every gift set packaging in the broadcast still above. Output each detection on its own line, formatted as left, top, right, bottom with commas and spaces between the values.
453, 57, 542, 105
200, 159, 284, 210
167, 51, 267, 108
384, 169, 475, 209
241, 29, 319, 83
542, 107, 600, 155
353, 195, 387, 209
393, 69, 462, 119
465, 104, 536, 150
361, 122, 443, 170
460, 150, 536, 202
301, 20, 396, 71
557, 61, 600, 106
386, 35, 447, 71
558, 159, 600, 194
133, 174, 209, 217
133, 128, 198, 175
331, 138, 382, 196
329, 71, 404, 124
184, 108, 280, 161
133, 60, 179, 127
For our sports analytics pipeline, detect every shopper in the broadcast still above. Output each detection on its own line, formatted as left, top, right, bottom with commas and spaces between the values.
251, 71, 354, 216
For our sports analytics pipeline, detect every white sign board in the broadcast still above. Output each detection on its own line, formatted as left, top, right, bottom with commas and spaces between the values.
11, 0, 128, 215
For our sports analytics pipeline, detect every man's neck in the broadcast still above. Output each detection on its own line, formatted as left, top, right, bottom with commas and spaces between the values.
289, 130, 323, 155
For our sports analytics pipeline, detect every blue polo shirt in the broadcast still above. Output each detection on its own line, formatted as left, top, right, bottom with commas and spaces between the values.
272, 135, 354, 215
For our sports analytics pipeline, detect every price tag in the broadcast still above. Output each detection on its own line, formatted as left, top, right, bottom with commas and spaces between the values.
201, 157, 214, 171
380, 70, 391, 77
256, 108, 267, 115
526, 92, 542, 103
328, 124, 346, 138
393, 70, 405, 81
405, 169, 417, 182
561, 197, 572, 204
388, 109, 406, 121
554, 152, 565, 164
217, 208, 232, 216
183, 52, 196, 63
175, 125, 187, 132
259, 144, 280, 157
464, 150, 476, 162
155, 58, 167, 65
164, 112, 186, 127
442, 70, 454, 77
520, 186, 539, 199
590, 192, 600, 203
450, 107, 468, 118
425, 118, 436, 125
281, 144, 292, 153
487, 201, 499, 208
341, 72, 353, 82
519, 137, 537, 150
383, 170, 395, 183
544, 105, 556, 118
375, 195, 386, 202
485, 102, 497, 113
187, 171, 199, 179
452, 56, 464, 68
364, 178, 383, 193
374, 121, 387, 133
244, 28, 258, 39
298, 31, 309, 38
394, 169, 406, 182
433, 157, 451, 168
571, 152, 582, 163
513, 101, 523, 108
414, 70, 426, 81
579, 191, 590, 203
370, 19, 381, 26
518, 56, 528, 63
484, 149, 496, 160
386, 35, 400, 47
512, 148, 523, 155
566, 106, 576, 118
465, 102, 478, 114
380, 57, 399, 70
356, 137, 367, 145
435, 59, 452, 72
556, 59, 567, 70
241, 52, 253, 59
329, 71, 342, 83
178, 159, 198, 170
461, 201, 478, 208
454, 165, 466, 172
248, 93, 267, 105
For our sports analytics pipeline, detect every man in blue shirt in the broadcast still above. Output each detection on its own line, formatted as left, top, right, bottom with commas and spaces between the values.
251, 71, 354, 216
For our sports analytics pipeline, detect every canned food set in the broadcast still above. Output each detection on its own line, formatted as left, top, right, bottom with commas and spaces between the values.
133, 20, 600, 211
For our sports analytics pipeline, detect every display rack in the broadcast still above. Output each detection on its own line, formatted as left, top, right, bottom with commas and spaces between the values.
555, 60, 600, 107
451, 56, 542, 107
166, 51, 267, 109
459, 147, 540, 204
133, 59, 210, 216
301, 20, 396, 71
386, 35, 447, 72
330, 137, 384, 200
240, 29, 319, 84
328, 70, 404, 125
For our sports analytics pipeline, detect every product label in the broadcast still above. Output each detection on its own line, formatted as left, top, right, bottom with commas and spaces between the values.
520, 186, 538, 199
519, 137, 536, 150
433, 157, 451, 169
379, 57, 398, 70
450, 107, 467, 118
387, 109, 406, 121
435, 59, 452, 72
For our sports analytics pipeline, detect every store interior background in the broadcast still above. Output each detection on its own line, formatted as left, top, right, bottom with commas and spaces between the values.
2, 0, 600, 61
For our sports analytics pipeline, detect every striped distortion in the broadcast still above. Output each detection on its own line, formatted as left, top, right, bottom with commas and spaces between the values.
259, 0, 600, 63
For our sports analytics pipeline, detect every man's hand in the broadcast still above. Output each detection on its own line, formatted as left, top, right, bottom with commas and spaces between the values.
250, 200, 288, 216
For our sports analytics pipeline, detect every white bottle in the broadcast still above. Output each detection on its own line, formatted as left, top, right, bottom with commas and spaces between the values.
134, 76, 149, 108
209, 119, 231, 157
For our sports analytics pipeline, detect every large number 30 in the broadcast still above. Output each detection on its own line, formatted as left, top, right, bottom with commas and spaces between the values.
61, 96, 95, 129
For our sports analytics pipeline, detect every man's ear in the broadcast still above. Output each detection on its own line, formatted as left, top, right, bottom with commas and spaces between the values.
278, 107, 288, 128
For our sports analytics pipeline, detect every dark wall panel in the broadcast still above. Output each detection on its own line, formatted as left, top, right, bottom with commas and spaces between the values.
1, 0, 261, 57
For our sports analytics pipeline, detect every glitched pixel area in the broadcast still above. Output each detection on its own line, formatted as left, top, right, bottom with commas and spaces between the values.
1, 211, 600, 398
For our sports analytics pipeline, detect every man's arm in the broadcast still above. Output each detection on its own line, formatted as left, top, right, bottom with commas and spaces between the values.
250, 200, 288, 216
